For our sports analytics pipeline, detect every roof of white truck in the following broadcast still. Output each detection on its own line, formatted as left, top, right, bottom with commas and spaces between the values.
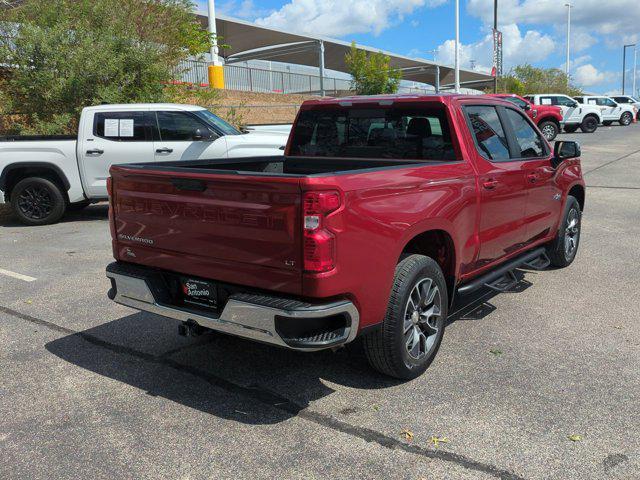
83, 103, 206, 112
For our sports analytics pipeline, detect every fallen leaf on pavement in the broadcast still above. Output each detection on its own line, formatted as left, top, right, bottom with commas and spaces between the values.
429, 436, 450, 447
400, 429, 414, 441
568, 434, 582, 442
489, 348, 503, 356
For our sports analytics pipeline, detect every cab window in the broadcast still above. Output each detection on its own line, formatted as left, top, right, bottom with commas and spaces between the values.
93, 112, 152, 141
465, 106, 510, 161
504, 108, 546, 158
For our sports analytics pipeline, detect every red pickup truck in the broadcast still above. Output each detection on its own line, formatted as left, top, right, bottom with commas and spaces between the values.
106, 94, 585, 379
488, 94, 564, 141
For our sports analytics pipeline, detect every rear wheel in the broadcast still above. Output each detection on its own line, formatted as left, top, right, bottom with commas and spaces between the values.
580, 115, 598, 133
564, 124, 579, 133
619, 112, 633, 126
10, 177, 67, 226
538, 121, 559, 141
363, 254, 447, 379
547, 195, 581, 268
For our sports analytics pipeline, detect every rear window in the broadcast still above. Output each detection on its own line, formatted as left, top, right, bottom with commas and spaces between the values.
289, 106, 457, 161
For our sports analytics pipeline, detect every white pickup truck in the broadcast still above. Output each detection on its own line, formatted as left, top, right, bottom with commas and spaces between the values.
573, 95, 637, 126
0, 103, 289, 225
524, 94, 602, 133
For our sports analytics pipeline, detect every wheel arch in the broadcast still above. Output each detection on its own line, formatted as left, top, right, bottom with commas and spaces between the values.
538, 116, 561, 127
0, 162, 71, 201
568, 184, 585, 211
399, 228, 457, 304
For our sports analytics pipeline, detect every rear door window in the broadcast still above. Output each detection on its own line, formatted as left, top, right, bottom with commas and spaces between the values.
288, 106, 457, 161
465, 106, 510, 161
93, 112, 152, 141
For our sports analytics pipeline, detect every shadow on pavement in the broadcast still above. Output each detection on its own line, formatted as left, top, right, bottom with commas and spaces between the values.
45, 269, 534, 425
0, 203, 108, 227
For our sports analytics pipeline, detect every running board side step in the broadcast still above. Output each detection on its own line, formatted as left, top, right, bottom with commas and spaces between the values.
457, 247, 547, 296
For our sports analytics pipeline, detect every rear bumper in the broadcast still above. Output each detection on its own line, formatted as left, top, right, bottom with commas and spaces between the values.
106, 262, 359, 351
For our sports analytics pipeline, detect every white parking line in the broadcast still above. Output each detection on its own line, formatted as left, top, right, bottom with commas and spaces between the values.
0, 268, 37, 282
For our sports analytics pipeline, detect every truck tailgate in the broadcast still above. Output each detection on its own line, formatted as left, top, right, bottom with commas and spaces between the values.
110, 167, 303, 295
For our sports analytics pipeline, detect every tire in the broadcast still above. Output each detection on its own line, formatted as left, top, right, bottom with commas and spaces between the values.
564, 124, 579, 133
68, 200, 91, 211
546, 195, 581, 268
580, 115, 598, 133
538, 121, 559, 141
619, 112, 633, 126
603, 121, 613, 126
363, 254, 448, 380
10, 177, 67, 226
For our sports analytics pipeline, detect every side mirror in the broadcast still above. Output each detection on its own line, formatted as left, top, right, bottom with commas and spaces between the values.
552, 140, 580, 168
523, 103, 532, 111
193, 128, 212, 141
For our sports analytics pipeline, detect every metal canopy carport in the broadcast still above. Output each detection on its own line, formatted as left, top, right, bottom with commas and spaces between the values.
197, 13, 493, 95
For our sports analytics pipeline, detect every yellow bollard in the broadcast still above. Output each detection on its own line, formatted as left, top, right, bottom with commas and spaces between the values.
208, 65, 225, 89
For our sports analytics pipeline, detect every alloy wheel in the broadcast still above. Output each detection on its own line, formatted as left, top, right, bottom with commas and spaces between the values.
17, 184, 54, 220
403, 278, 442, 361
564, 208, 580, 258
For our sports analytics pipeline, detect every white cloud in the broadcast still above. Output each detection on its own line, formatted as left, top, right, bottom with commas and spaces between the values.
574, 64, 609, 87
467, 0, 640, 45
435, 23, 555, 73
255, 0, 446, 37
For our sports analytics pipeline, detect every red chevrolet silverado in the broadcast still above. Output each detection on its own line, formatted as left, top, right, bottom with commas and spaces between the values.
106, 94, 585, 379
488, 94, 564, 141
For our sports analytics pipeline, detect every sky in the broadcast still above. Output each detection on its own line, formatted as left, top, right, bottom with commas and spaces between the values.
195, 0, 640, 95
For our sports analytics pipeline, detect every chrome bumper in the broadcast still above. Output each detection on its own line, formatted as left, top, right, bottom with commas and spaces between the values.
106, 263, 359, 351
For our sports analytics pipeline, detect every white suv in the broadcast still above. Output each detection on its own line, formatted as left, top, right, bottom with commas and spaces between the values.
524, 94, 602, 133
574, 96, 636, 127
611, 95, 640, 120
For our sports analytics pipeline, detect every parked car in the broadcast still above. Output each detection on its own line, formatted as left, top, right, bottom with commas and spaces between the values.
488, 94, 563, 140
0, 104, 289, 225
105, 94, 585, 379
573, 95, 637, 126
524, 94, 602, 133
611, 95, 640, 119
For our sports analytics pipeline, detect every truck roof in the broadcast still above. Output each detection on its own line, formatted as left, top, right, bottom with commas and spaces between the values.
300, 93, 500, 107
82, 103, 207, 112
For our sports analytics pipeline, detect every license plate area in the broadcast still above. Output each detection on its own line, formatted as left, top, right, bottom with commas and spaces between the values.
178, 277, 218, 310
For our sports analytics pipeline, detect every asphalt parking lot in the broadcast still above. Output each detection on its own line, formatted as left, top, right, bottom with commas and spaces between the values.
1, 123, 639, 480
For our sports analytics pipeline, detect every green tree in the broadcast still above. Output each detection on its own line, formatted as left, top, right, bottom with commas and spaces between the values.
345, 42, 402, 95
495, 64, 583, 96
0, 0, 212, 134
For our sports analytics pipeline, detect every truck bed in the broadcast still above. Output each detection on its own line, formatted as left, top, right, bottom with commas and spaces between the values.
118, 155, 427, 177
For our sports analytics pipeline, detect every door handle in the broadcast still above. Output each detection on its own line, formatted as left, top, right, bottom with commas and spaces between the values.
156, 147, 173, 154
86, 149, 104, 155
482, 179, 499, 190
527, 173, 540, 183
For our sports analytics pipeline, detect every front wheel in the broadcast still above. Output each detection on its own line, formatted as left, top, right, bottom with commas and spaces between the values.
619, 112, 633, 126
538, 121, 559, 141
10, 177, 67, 226
580, 115, 599, 133
363, 254, 448, 379
546, 195, 581, 268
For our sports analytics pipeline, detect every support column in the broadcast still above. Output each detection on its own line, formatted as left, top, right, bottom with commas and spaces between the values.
435, 66, 440, 93
318, 40, 325, 96
207, 0, 225, 89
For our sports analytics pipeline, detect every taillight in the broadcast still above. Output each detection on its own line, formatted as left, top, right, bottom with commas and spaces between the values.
303, 190, 341, 273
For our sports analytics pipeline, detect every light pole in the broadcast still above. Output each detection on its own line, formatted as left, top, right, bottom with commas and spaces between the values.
493, 0, 498, 93
634, 47, 637, 97
622, 44, 636, 94
454, 0, 460, 93
207, 0, 224, 89
565, 3, 572, 78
